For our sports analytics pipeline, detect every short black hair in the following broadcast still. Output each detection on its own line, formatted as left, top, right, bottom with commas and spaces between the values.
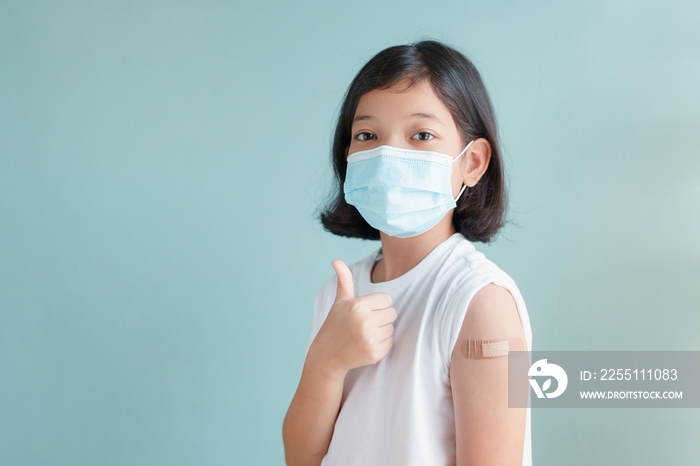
317, 39, 507, 243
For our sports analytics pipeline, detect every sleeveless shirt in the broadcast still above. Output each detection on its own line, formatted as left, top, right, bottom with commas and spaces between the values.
304, 232, 534, 465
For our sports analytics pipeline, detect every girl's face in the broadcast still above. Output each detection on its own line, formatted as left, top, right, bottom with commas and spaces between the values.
347, 78, 479, 200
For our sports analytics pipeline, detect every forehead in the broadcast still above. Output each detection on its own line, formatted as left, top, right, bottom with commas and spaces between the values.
353, 78, 453, 124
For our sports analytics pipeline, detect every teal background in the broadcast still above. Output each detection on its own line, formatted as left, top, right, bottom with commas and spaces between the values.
1, 1, 698, 464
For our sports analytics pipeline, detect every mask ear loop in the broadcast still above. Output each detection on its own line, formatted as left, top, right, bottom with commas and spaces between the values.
453, 139, 475, 163
454, 184, 468, 202
453, 139, 475, 202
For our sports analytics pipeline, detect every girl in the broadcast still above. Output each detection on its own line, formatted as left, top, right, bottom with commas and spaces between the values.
283, 40, 534, 466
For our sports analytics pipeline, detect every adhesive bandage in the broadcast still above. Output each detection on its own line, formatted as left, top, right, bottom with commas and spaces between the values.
459, 337, 527, 359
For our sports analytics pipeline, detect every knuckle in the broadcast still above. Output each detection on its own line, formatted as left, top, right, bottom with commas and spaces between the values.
359, 322, 372, 342
349, 301, 363, 315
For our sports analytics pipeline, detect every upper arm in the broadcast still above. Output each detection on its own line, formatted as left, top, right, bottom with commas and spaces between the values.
449, 283, 528, 466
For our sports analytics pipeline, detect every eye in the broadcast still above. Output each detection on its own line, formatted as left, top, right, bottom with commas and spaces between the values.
412, 132, 435, 141
356, 132, 377, 141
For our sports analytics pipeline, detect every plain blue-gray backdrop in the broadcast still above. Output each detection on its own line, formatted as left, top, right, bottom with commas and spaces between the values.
1, 1, 698, 465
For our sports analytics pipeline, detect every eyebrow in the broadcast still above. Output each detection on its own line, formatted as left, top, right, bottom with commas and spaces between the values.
352, 112, 444, 125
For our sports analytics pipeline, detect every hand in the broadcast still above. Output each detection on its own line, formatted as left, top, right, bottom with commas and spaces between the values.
310, 259, 397, 374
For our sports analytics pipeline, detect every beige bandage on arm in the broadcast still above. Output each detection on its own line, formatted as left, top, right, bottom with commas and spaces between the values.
459, 337, 527, 359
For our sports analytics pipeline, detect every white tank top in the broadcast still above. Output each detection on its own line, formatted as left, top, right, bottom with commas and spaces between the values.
305, 232, 534, 465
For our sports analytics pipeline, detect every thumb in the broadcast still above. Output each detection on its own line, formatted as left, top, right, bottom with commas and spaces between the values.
331, 259, 355, 302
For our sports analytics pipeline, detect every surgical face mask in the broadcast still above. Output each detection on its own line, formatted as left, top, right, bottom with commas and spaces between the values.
343, 140, 474, 238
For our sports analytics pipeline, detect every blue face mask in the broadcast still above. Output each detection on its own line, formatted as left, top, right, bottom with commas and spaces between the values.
343, 140, 475, 238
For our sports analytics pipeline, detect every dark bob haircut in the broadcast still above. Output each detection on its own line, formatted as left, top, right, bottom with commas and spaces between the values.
317, 39, 507, 243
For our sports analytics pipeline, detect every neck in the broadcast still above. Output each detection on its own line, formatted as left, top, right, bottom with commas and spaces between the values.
373, 216, 457, 283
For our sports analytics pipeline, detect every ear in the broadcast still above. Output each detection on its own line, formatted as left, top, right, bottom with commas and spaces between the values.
344, 146, 349, 160
462, 138, 492, 187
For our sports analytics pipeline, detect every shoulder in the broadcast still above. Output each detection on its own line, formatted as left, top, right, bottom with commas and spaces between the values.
436, 237, 532, 364
457, 283, 526, 341
435, 235, 497, 288
440, 236, 524, 320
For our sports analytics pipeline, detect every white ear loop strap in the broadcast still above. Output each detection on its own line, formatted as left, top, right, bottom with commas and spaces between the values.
453, 139, 475, 163
454, 184, 468, 202
453, 139, 475, 202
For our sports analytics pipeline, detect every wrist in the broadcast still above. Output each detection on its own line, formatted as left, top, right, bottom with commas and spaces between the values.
305, 344, 347, 381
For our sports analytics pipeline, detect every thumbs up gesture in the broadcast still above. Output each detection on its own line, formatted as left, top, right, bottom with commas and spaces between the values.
310, 259, 397, 374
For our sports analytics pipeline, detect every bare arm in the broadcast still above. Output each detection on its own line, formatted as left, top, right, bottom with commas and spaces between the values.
282, 345, 347, 466
450, 283, 528, 466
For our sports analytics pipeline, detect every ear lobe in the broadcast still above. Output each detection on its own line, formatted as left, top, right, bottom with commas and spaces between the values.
463, 173, 479, 188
